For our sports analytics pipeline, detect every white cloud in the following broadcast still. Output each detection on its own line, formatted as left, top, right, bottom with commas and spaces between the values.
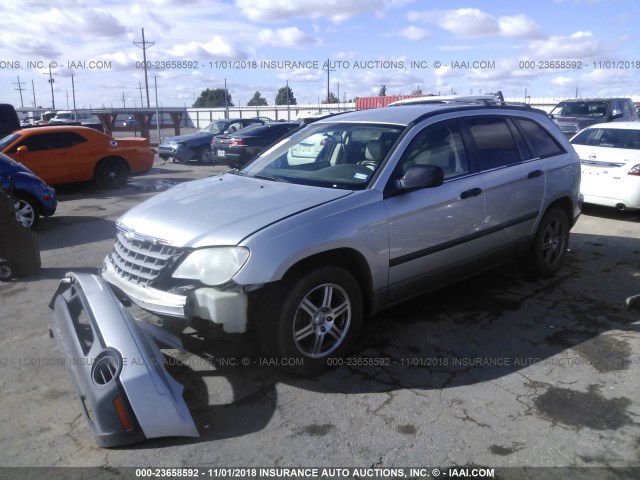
256, 27, 320, 48
408, 8, 542, 39
400, 26, 429, 41
235, 0, 389, 23
528, 31, 603, 59
551, 76, 575, 87
167, 37, 245, 59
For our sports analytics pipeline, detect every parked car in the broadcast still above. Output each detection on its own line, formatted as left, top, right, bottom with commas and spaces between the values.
158, 118, 263, 164
212, 122, 299, 168
0, 126, 154, 189
48, 110, 96, 124
0, 152, 57, 228
571, 122, 640, 210
36, 111, 57, 125
122, 115, 137, 128
20, 116, 38, 127
98, 103, 582, 373
550, 98, 638, 137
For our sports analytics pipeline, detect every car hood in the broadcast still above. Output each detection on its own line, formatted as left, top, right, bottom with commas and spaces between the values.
553, 116, 602, 125
117, 173, 352, 248
162, 132, 212, 144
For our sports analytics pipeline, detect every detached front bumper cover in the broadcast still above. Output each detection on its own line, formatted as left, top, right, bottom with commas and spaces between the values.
49, 272, 198, 447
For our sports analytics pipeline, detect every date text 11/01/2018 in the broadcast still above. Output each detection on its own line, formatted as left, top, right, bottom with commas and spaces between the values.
132, 59, 640, 71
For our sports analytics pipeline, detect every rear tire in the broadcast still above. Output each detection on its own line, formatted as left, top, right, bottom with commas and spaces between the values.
256, 266, 363, 374
13, 193, 39, 229
95, 158, 129, 189
198, 146, 214, 164
524, 207, 569, 278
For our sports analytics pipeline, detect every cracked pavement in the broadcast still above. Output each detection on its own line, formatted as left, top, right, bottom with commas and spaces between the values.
0, 158, 639, 472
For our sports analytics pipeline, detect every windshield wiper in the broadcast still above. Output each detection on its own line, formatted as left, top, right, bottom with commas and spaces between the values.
253, 173, 289, 183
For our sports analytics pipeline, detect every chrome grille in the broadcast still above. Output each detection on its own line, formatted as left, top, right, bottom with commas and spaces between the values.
108, 231, 181, 286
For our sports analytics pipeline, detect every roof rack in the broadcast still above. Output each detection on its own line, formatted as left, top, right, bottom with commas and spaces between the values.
391, 98, 532, 108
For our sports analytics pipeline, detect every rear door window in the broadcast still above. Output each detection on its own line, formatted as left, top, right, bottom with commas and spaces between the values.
464, 117, 521, 170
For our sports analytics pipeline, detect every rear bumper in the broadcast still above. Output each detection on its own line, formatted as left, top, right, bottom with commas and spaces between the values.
49, 273, 198, 447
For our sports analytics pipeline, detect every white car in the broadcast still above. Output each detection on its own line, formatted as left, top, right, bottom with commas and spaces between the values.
571, 122, 640, 210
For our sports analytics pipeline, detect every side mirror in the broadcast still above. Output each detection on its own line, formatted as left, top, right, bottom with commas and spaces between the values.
610, 109, 623, 119
16, 146, 28, 155
394, 164, 444, 192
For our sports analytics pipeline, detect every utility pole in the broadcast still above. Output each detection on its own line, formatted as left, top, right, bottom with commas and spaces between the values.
122, 92, 126, 108
46, 65, 57, 109
224, 78, 229, 118
13, 76, 25, 107
72, 75, 77, 115
31, 79, 36, 107
286, 80, 290, 121
137, 82, 144, 107
322, 58, 334, 104
155, 76, 161, 146
134, 28, 154, 108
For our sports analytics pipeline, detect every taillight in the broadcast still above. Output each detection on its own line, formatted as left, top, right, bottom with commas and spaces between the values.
628, 164, 640, 176
229, 139, 246, 146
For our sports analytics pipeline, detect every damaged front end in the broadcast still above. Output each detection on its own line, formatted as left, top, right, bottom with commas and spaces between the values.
49, 272, 198, 447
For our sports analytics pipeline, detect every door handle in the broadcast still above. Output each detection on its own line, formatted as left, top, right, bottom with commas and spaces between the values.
528, 170, 543, 179
460, 187, 482, 199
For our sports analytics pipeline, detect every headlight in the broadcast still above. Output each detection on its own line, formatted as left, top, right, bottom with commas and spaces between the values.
172, 247, 249, 286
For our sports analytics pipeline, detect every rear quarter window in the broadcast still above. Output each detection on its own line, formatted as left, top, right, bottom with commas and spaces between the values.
515, 118, 565, 158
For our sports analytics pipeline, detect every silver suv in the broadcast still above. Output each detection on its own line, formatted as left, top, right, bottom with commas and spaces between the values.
102, 104, 582, 373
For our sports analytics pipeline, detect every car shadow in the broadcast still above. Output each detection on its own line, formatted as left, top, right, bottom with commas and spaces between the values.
37, 216, 116, 251
129, 231, 639, 446
581, 204, 640, 223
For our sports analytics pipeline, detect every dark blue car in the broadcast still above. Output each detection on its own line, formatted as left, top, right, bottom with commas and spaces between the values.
158, 118, 264, 164
0, 152, 57, 228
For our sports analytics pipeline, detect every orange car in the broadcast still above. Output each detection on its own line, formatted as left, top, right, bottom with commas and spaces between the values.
0, 126, 154, 189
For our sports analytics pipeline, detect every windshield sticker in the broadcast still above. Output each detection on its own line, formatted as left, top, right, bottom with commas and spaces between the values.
354, 172, 368, 180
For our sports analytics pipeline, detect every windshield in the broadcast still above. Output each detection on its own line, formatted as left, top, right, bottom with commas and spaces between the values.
238, 122, 403, 190
0, 133, 20, 150
551, 101, 608, 117
200, 121, 227, 134
571, 128, 640, 149
55, 113, 73, 120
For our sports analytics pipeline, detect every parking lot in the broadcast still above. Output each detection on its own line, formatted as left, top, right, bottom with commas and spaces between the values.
0, 156, 639, 474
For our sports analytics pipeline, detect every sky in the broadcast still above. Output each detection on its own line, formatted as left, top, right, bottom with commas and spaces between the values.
1, 0, 639, 110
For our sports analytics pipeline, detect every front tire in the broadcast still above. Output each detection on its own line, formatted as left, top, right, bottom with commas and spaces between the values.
0, 260, 14, 281
257, 266, 363, 374
525, 207, 570, 278
95, 158, 128, 189
13, 193, 39, 229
